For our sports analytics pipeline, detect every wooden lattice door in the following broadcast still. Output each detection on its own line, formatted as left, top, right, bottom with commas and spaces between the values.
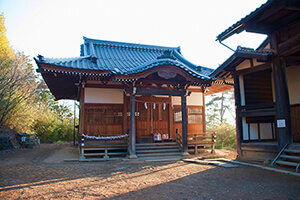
84, 104, 123, 136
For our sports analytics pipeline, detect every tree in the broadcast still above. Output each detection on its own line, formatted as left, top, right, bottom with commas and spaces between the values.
0, 13, 14, 65
206, 89, 235, 128
0, 13, 77, 142
0, 13, 37, 130
206, 89, 236, 149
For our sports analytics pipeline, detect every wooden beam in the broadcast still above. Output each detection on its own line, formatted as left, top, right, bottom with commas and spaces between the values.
279, 34, 300, 56
285, 56, 300, 66
233, 63, 272, 76
126, 87, 187, 96
240, 108, 276, 117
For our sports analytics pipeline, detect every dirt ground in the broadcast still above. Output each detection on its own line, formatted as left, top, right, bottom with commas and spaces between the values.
0, 143, 300, 200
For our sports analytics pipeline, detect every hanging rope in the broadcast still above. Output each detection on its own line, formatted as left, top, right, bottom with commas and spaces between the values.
82, 134, 129, 140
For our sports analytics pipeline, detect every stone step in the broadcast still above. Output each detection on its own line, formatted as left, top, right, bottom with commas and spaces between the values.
83, 147, 127, 151
138, 155, 183, 161
136, 145, 179, 150
84, 152, 127, 157
137, 152, 182, 158
137, 148, 181, 154
136, 142, 178, 147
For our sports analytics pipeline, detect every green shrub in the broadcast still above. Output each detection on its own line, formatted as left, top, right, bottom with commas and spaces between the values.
208, 122, 236, 150
31, 118, 76, 143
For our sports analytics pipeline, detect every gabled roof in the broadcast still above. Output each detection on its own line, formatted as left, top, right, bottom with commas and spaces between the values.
216, 0, 300, 42
36, 37, 213, 80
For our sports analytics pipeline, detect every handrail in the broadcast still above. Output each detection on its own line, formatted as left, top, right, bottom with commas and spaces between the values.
176, 129, 183, 150
271, 143, 288, 167
188, 132, 216, 143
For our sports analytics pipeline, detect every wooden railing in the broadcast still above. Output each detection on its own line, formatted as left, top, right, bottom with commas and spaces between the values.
175, 129, 216, 154
188, 132, 216, 154
78, 134, 128, 159
176, 129, 183, 150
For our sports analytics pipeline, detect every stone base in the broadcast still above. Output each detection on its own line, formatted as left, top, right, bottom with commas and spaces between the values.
181, 152, 190, 158
128, 154, 138, 159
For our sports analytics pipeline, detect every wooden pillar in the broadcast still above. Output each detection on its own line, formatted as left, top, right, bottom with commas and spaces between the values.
128, 93, 137, 159
273, 57, 292, 150
123, 92, 127, 135
234, 76, 243, 157
270, 32, 292, 150
202, 87, 206, 133
181, 95, 189, 156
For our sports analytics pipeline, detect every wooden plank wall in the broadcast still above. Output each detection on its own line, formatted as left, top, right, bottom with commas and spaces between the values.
291, 104, 300, 142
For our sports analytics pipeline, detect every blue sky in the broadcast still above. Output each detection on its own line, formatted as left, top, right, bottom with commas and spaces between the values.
1, 0, 267, 69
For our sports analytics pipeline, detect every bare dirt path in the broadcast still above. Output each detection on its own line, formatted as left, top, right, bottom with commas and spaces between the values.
0, 143, 299, 199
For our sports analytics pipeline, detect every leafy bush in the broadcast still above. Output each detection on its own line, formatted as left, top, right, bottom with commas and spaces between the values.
32, 118, 76, 143
208, 122, 236, 150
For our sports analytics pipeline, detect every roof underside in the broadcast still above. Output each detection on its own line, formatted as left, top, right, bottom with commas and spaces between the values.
216, 0, 300, 42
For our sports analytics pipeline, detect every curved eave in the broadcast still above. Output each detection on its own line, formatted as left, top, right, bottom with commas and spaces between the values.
216, 0, 273, 42
119, 58, 211, 81
35, 58, 110, 77
115, 65, 212, 87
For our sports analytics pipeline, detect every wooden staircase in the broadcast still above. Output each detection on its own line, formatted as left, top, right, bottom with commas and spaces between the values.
136, 142, 182, 161
271, 144, 300, 172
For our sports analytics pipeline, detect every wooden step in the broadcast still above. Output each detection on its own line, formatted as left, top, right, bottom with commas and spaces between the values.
284, 149, 300, 154
276, 160, 298, 167
280, 155, 300, 161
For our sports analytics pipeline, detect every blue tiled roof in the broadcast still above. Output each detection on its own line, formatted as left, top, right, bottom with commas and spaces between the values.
36, 37, 213, 80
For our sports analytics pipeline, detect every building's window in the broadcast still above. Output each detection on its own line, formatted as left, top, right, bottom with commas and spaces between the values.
173, 107, 182, 123
85, 105, 122, 125
188, 108, 202, 124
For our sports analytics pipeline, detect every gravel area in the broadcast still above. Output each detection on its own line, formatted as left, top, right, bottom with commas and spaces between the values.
0, 143, 300, 199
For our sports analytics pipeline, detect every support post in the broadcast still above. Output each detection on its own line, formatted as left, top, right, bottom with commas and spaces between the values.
269, 32, 292, 150
128, 93, 137, 159
273, 57, 292, 149
181, 95, 189, 157
234, 76, 243, 157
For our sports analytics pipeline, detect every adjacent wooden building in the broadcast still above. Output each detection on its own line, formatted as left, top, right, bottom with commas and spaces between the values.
35, 38, 224, 158
211, 0, 300, 166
